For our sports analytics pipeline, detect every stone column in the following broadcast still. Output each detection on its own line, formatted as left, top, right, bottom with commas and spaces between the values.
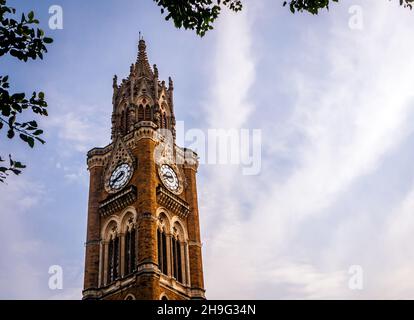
183, 154, 205, 299
83, 161, 103, 299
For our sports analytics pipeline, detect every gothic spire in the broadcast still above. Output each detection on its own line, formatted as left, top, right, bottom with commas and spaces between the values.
110, 36, 176, 141
135, 37, 153, 78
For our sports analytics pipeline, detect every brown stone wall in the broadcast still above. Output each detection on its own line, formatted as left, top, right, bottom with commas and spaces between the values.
83, 165, 103, 293
134, 137, 158, 266
84, 137, 205, 300
183, 166, 205, 296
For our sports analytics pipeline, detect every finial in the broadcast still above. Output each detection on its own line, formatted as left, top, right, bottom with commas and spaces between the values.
154, 64, 158, 78
135, 33, 153, 77
113, 75, 118, 89
138, 37, 146, 53
138, 31, 146, 53
130, 63, 135, 74
168, 77, 174, 89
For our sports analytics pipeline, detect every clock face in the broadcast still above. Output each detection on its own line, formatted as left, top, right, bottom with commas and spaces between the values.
159, 164, 179, 192
109, 163, 133, 191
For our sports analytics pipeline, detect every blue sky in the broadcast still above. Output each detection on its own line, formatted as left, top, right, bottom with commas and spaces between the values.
2, 0, 414, 299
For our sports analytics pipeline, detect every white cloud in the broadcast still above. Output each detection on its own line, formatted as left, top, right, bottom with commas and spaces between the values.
0, 177, 48, 299
49, 111, 108, 153
202, 0, 414, 299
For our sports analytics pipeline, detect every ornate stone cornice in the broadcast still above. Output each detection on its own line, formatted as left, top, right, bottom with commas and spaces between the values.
156, 185, 190, 218
99, 185, 137, 217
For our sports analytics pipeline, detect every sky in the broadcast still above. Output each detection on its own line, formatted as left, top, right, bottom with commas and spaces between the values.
1, 0, 414, 299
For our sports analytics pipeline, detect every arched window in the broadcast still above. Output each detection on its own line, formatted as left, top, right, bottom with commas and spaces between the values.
163, 113, 168, 129
128, 107, 135, 130
170, 221, 188, 285
157, 228, 168, 275
145, 105, 151, 121
124, 227, 136, 275
138, 105, 144, 122
120, 110, 125, 134
161, 295, 168, 301
107, 234, 120, 283
172, 236, 183, 283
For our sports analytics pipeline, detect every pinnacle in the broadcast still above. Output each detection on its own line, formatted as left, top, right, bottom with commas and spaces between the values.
135, 36, 153, 78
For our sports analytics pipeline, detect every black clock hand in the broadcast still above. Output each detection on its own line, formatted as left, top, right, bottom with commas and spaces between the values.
113, 171, 125, 183
163, 172, 174, 181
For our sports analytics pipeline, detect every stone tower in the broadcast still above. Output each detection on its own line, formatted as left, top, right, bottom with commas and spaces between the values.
82, 37, 205, 300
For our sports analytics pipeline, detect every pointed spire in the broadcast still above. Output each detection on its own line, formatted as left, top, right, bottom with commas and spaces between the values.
168, 77, 174, 112
153, 64, 159, 100
154, 64, 159, 78
112, 75, 118, 108
168, 77, 174, 90
135, 36, 153, 78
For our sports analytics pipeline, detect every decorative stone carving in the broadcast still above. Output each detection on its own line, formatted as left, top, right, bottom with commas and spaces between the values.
156, 185, 190, 218
103, 137, 135, 194
99, 185, 137, 217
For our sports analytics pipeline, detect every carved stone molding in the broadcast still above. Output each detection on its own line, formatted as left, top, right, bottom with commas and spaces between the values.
156, 185, 190, 218
103, 137, 136, 193
99, 185, 137, 217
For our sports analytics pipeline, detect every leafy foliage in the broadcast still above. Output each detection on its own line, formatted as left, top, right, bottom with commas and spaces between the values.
154, 0, 413, 36
284, 0, 413, 13
153, 0, 242, 37
0, 155, 26, 183
0, 0, 53, 182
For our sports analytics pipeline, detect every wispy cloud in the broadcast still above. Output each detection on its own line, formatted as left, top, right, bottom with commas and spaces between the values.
48, 110, 108, 153
202, 0, 414, 299
0, 177, 47, 299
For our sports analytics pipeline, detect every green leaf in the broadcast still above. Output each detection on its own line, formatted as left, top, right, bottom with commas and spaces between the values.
8, 115, 16, 127
19, 134, 35, 148
7, 129, 14, 139
14, 161, 26, 169
28, 11, 34, 21
10, 49, 22, 59
43, 37, 53, 44
33, 129, 43, 136
11, 93, 25, 101
27, 120, 38, 127
27, 136, 35, 148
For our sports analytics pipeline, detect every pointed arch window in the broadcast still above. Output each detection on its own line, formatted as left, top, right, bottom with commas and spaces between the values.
120, 111, 125, 134
157, 228, 168, 275
172, 236, 183, 283
138, 105, 144, 122
124, 227, 136, 275
145, 105, 151, 121
107, 235, 120, 283
127, 106, 136, 130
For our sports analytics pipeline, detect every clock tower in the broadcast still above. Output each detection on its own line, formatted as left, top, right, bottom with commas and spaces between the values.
82, 37, 205, 300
